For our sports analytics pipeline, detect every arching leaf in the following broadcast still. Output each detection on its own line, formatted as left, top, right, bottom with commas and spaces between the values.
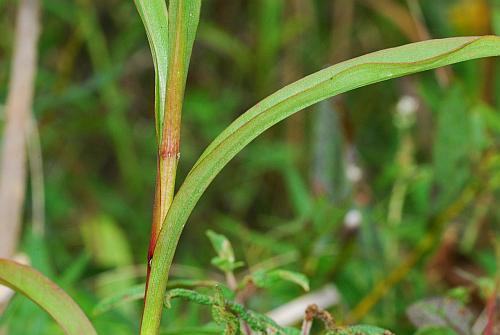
0, 259, 96, 335
144, 36, 500, 334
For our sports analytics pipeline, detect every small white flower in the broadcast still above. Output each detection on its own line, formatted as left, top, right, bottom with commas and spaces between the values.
344, 209, 362, 229
346, 163, 362, 183
397, 95, 419, 117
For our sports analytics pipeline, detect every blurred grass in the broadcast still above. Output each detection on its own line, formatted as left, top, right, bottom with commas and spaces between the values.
1, 0, 500, 334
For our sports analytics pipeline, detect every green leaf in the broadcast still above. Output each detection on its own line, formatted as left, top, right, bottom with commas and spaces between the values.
141, 3, 201, 332
206, 230, 235, 263
158, 0, 201, 144
133, 0, 168, 143
328, 325, 394, 335
167, 0, 201, 86
164, 288, 214, 308
211, 286, 239, 335
163, 37, 500, 242
162, 287, 296, 335
145, 35, 500, 334
252, 269, 310, 292
414, 327, 458, 335
0, 259, 96, 335
193, 37, 499, 171
206, 230, 244, 272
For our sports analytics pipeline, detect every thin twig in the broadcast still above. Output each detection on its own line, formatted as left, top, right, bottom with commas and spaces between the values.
300, 318, 312, 335
0, 0, 40, 258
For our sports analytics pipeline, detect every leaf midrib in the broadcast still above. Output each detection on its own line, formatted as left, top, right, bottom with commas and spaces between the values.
187, 36, 483, 179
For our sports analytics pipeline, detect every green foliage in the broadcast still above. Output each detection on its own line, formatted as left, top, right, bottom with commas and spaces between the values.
166, 0, 201, 97
148, 35, 500, 334
414, 327, 457, 335
163, 287, 300, 335
251, 269, 310, 292
0, 259, 96, 335
327, 325, 393, 335
133, 0, 168, 142
432, 85, 476, 208
206, 230, 244, 272
2, 1, 500, 334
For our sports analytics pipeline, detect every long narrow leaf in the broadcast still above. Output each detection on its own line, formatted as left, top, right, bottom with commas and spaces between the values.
134, 0, 168, 143
0, 259, 96, 335
195, 36, 498, 167
170, 36, 500, 237
145, 36, 500, 332
158, 0, 201, 151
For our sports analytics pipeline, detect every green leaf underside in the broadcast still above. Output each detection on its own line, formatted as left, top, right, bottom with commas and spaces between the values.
206, 230, 235, 262
145, 35, 500, 332
252, 269, 310, 292
134, 0, 168, 143
206, 230, 244, 272
0, 259, 96, 335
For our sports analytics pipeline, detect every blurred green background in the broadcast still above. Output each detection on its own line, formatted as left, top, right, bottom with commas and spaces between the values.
1, 0, 500, 334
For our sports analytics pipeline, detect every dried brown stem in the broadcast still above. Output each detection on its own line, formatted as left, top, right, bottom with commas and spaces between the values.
0, 0, 40, 258
303, 304, 335, 331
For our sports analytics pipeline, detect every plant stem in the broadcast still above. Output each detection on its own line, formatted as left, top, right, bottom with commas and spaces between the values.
142, 220, 183, 334
145, 5, 185, 299
147, 0, 194, 271
0, 0, 40, 258
143, 72, 181, 335
142, 2, 201, 333
146, 113, 180, 294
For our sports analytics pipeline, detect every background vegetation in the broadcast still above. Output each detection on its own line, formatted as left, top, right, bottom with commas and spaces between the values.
1, 0, 499, 334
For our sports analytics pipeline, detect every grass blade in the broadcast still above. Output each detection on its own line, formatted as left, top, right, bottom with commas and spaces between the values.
195, 36, 498, 167
133, 0, 168, 142
145, 36, 500, 334
0, 259, 96, 335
